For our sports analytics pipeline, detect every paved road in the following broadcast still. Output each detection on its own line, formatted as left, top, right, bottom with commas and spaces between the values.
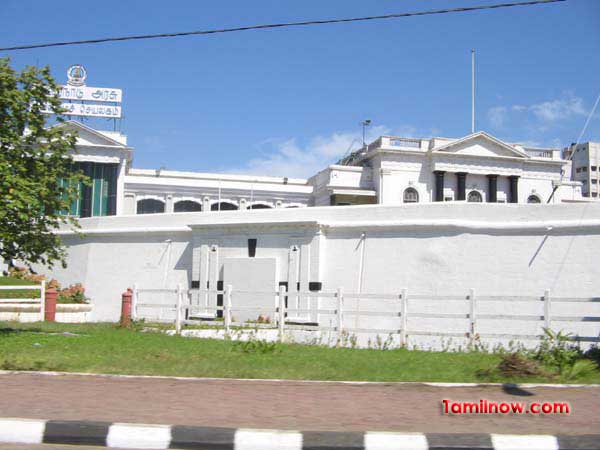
0, 372, 598, 434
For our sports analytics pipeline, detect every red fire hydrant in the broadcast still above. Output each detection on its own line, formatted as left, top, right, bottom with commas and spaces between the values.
120, 289, 133, 327
44, 288, 58, 322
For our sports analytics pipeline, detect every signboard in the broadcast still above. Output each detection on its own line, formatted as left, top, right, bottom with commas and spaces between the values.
44, 102, 122, 118
42, 65, 123, 120
58, 85, 122, 103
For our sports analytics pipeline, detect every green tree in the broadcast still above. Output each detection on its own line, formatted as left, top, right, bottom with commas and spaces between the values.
0, 57, 86, 269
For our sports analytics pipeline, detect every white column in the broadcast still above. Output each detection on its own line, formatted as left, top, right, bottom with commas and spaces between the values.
300, 242, 310, 321
123, 193, 136, 215
165, 195, 174, 213
224, 285, 232, 333
287, 246, 299, 317
278, 284, 286, 342
400, 288, 408, 347
115, 158, 127, 215
310, 229, 324, 324
208, 245, 218, 316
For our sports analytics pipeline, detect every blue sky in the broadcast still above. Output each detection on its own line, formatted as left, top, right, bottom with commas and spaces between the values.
1, 0, 599, 177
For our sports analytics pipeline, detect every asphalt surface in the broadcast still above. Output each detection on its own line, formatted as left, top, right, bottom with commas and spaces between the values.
0, 372, 598, 435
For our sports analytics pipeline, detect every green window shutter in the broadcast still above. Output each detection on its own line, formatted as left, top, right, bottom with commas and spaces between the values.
70, 178, 81, 216
57, 178, 66, 215
104, 163, 118, 216
92, 163, 104, 216
70, 162, 81, 216
80, 162, 93, 218
58, 162, 119, 217
101, 166, 109, 216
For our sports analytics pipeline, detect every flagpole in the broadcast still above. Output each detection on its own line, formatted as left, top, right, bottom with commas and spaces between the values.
471, 49, 475, 133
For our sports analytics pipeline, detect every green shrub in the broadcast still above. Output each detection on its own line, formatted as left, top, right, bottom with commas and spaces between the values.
232, 338, 280, 354
532, 328, 583, 375
561, 360, 598, 381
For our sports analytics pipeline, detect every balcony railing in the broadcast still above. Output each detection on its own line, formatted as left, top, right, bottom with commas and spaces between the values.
388, 137, 422, 148
367, 137, 423, 151
525, 149, 554, 159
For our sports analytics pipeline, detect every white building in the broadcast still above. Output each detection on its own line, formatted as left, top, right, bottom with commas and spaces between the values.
59, 121, 582, 218
313, 133, 582, 206
564, 141, 600, 199
33, 121, 597, 317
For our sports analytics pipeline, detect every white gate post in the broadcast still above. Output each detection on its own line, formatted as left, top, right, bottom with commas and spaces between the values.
224, 284, 232, 333
40, 279, 46, 322
336, 287, 344, 338
469, 288, 476, 346
132, 283, 138, 321
544, 289, 551, 330
400, 288, 408, 347
278, 284, 286, 342
175, 284, 183, 335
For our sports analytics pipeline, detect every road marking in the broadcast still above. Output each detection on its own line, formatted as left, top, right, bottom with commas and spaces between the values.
0, 418, 45, 444
234, 429, 302, 450
106, 423, 171, 449
365, 431, 428, 450
491, 434, 559, 450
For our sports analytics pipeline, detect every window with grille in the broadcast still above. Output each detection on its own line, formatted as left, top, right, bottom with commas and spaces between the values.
403, 187, 419, 203
467, 191, 482, 202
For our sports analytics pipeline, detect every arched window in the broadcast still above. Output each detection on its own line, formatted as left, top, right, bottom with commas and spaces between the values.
211, 202, 238, 211
403, 187, 419, 203
467, 191, 482, 203
174, 200, 202, 212
137, 199, 165, 214
249, 203, 273, 209
527, 195, 541, 204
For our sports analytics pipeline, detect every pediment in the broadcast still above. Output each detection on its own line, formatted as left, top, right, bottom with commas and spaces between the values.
432, 132, 529, 159
52, 121, 126, 147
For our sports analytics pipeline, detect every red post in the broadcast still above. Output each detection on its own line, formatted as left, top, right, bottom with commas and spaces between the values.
44, 288, 57, 322
120, 289, 133, 327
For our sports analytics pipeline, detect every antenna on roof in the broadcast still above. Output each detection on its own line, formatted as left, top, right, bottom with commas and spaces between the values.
471, 49, 476, 134
361, 119, 372, 148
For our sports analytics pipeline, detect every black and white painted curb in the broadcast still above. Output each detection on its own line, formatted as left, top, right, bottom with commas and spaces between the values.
0, 418, 598, 449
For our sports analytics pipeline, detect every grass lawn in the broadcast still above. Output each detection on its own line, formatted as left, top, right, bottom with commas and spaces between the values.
0, 277, 40, 299
0, 321, 599, 384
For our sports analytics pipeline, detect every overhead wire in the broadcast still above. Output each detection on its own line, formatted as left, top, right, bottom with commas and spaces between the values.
547, 89, 600, 203
571, 90, 600, 158
0, 0, 565, 52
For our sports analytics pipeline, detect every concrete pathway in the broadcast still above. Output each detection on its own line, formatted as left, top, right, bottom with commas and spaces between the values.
0, 372, 598, 435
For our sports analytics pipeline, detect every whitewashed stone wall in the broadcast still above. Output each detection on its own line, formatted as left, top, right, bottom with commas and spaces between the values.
36, 203, 600, 325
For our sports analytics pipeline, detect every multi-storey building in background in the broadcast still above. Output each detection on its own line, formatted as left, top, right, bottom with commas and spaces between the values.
564, 142, 600, 199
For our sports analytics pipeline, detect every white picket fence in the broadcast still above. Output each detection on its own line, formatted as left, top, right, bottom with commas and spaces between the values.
0, 280, 46, 321
131, 284, 600, 349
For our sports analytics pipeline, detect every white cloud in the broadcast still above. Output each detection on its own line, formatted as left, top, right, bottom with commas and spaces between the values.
530, 94, 586, 122
489, 93, 587, 128
488, 106, 507, 128
486, 93, 589, 145
228, 124, 428, 178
